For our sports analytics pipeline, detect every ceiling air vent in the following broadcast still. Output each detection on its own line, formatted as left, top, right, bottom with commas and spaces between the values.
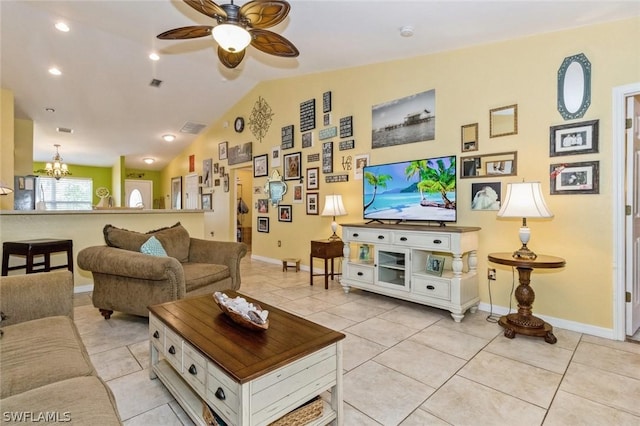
56, 127, 73, 134
149, 79, 162, 87
180, 122, 206, 135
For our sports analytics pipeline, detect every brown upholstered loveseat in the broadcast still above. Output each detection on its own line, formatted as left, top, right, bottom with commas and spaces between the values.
77, 223, 247, 319
0, 271, 122, 425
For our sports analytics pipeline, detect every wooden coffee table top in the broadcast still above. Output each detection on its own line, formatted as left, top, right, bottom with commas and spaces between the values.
148, 290, 345, 384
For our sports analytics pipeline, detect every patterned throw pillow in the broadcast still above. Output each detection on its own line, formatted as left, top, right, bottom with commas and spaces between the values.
140, 236, 168, 257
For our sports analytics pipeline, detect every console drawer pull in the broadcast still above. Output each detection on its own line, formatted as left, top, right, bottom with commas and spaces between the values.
357, 272, 363, 276
433, 239, 442, 244
400, 237, 408, 241
215, 387, 226, 400
353, 233, 359, 237
153, 330, 160, 339
188, 364, 197, 375
168, 345, 176, 355
377, 235, 385, 240
426, 285, 435, 290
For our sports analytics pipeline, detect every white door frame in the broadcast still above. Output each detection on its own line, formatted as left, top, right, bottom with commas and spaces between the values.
613, 82, 640, 340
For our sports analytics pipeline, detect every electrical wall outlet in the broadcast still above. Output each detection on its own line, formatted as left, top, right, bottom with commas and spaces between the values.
488, 268, 496, 280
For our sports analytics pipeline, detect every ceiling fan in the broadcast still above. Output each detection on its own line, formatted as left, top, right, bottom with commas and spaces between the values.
158, 0, 299, 69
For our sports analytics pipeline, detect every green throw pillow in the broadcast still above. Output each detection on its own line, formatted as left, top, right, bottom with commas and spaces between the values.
140, 236, 167, 257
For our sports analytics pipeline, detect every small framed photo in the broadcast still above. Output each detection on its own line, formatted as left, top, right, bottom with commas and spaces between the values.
257, 198, 269, 213
471, 182, 501, 210
461, 123, 479, 152
278, 204, 292, 222
306, 192, 319, 215
292, 184, 303, 203
283, 152, 302, 180
486, 160, 513, 175
550, 161, 599, 194
257, 217, 269, 233
550, 119, 599, 156
354, 154, 369, 180
201, 193, 212, 210
426, 254, 445, 276
253, 154, 268, 177
218, 141, 228, 160
214, 179, 220, 187
306, 167, 319, 190
271, 145, 281, 167
213, 163, 219, 173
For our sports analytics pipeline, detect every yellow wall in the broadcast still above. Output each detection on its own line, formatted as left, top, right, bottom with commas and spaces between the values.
1, 89, 15, 210
166, 17, 640, 329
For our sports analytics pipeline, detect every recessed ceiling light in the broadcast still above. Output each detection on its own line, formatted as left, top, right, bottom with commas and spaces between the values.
55, 22, 70, 32
149, 52, 160, 61
48, 67, 62, 76
162, 134, 176, 142
143, 158, 155, 164
400, 25, 414, 37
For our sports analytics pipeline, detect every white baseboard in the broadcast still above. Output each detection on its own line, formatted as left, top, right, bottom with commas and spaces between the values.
477, 302, 617, 340
74, 284, 93, 294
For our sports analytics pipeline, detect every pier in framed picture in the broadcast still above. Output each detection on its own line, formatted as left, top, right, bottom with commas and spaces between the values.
550, 119, 599, 156
550, 161, 599, 194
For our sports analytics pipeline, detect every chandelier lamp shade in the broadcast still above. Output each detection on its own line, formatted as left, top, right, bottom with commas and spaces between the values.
45, 144, 70, 180
497, 182, 553, 260
212, 24, 252, 53
321, 194, 348, 241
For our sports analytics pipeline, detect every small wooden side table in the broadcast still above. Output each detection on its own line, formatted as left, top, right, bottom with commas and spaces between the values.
2, 239, 74, 276
310, 239, 343, 289
488, 252, 566, 344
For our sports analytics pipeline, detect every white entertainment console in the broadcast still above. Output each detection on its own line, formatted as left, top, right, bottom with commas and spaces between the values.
340, 223, 480, 322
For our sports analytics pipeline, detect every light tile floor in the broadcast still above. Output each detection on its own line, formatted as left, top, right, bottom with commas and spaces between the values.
73, 256, 640, 425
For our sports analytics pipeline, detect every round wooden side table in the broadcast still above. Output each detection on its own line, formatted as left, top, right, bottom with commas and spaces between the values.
488, 252, 566, 344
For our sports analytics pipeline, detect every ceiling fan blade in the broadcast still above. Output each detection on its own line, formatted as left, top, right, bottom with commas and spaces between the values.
157, 26, 213, 39
250, 29, 299, 57
184, 0, 227, 20
218, 47, 245, 69
240, 0, 290, 29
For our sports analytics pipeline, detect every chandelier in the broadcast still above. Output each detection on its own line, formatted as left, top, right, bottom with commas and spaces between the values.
45, 144, 70, 180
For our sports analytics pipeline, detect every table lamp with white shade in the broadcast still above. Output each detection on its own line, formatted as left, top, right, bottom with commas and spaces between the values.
497, 182, 553, 260
321, 194, 347, 241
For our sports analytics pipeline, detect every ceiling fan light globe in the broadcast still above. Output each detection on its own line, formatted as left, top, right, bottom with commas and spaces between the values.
212, 24, 251, 53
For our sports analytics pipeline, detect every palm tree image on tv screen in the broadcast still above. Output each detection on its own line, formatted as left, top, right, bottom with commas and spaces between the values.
363, 156, 457, 224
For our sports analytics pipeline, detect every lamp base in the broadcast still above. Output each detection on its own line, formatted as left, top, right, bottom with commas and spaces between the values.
328, 233, 342, 242
512, 245, 537, 260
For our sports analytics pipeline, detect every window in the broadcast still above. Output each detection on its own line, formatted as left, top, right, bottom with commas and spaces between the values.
128, 189, 143, 208
35, 177, 93, 210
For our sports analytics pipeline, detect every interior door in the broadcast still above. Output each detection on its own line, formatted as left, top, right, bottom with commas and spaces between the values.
626, 95, 640, 335
124, 179, 152, 209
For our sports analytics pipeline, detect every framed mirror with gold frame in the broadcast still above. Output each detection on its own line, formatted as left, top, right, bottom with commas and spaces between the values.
461, 123, 479, 152
490, 104, 518, 138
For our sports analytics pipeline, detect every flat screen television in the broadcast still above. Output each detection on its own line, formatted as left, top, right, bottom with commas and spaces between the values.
362, 155, 457, 224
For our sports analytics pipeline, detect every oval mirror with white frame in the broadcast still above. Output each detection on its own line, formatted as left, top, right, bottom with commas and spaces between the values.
557, 53, 591, 120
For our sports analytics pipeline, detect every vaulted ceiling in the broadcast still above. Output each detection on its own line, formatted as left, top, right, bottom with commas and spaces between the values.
1, 0, 636, 170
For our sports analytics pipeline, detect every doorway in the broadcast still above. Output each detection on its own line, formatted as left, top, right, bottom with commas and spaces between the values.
124, 180, 152, 209
613, 83, 640, 341
235, 168, 253, 251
